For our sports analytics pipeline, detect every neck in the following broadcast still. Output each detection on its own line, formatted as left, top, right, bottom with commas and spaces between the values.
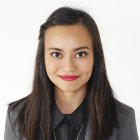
54, 87, 87, 114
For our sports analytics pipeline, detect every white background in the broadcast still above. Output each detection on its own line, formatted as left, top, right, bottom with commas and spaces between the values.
0, 0, 140, 139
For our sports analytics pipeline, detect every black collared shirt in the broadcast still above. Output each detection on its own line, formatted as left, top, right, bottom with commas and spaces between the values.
51, 96, 89, 140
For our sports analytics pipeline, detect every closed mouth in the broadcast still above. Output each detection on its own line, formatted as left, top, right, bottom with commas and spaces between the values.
59, 75, 80, 81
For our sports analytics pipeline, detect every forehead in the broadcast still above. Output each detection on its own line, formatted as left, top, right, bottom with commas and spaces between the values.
44, 24, 93, 50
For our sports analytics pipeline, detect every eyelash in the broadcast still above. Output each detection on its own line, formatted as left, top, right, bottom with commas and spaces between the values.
50, 51, 88, 58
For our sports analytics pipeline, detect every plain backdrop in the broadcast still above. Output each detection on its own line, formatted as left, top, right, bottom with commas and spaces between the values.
0, 0, 140, 139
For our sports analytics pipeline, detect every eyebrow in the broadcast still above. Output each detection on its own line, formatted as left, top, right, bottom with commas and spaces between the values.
48, 46, 90, 51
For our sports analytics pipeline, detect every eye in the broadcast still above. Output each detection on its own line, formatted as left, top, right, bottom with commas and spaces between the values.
50, 52, 62, 58
75, 52, 88, 58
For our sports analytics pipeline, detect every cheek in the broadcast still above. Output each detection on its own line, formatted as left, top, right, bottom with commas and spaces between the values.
79, 58, 94, 73
45, 58, 60, 74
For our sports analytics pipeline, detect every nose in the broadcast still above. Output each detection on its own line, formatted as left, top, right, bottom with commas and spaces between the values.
61, 57, 77, 72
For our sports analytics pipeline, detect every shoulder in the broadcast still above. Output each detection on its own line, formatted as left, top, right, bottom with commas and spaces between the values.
4, 97, 27, 139
115, 99, 135, 119
114, 99, 135, 127
114, 99, 139, 140
8, 97, 27, 115
7, 97, 27, 127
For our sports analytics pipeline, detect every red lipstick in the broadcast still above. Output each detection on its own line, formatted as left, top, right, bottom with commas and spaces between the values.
59, 75, 79, 81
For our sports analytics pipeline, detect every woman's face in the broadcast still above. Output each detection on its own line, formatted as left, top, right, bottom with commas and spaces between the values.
44, 24, 94, 93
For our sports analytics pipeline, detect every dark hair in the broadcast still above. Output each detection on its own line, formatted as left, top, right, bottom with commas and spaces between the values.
11, 7, 118, 140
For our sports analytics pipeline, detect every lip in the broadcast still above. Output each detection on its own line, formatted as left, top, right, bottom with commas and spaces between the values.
59, 75, 80, 81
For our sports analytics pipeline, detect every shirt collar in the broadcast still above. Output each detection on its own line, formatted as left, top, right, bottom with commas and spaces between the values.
51, 96, 89, 130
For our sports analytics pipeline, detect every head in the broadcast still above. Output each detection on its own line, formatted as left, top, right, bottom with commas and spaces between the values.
37, 7, 106, 97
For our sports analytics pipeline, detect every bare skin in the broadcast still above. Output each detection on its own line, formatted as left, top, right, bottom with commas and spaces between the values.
54, 83, 87, 114
44, 23, 94, 114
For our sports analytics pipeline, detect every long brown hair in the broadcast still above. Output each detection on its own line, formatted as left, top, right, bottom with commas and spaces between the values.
10, 7, 118, 140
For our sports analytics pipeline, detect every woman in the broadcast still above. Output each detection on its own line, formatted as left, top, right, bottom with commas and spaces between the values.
4, 7, 139, 140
